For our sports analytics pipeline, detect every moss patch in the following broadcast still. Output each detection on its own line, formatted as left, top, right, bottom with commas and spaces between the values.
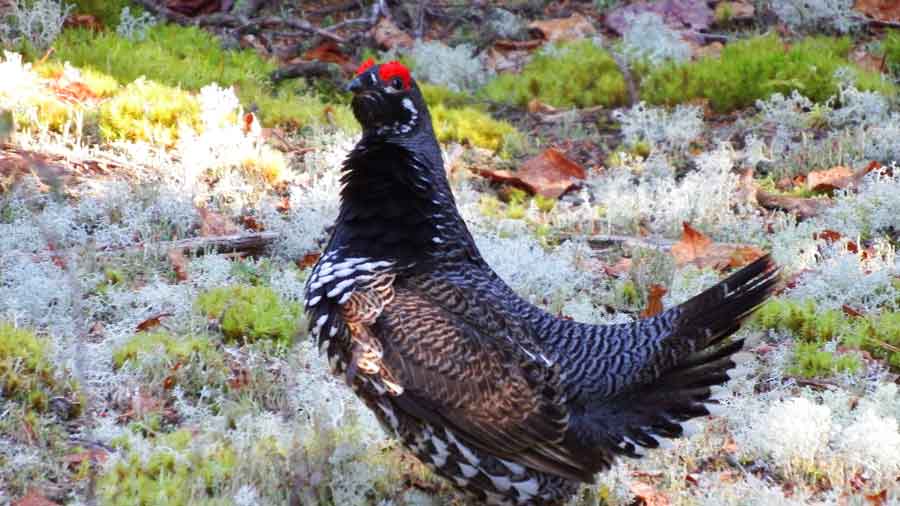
482, 39, 628, 108
99, 78, 200, 145
196, 285, 301, 347
99, 429, 236, 506
52, 24, 355, 130
0, 323, 79, 414
642, 34, 894, 113
754, 298, 900, 376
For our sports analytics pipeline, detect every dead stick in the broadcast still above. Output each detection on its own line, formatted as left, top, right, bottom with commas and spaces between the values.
97, 231, 280, 257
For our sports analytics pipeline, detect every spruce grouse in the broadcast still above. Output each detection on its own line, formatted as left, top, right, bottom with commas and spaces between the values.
304, 59, 779, 505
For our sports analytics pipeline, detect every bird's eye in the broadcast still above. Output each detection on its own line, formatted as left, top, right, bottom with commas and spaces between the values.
391, 78, 403, 90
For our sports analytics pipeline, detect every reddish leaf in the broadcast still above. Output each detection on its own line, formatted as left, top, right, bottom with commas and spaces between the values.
529, 13, 597, 42
806, 165, 854, 193
302, 40, 351, 65
64, 13, 103, 31
297, 252, 321, 269
603, 257, 633, 278
629, 481, 671, 506
671, 222, 712, 265
167, 248, 189, 282
135, 311, 173, 333
641, 284, 668, 318
842, 304, 865, 318
62, 448, 109, 468
865, 490, 888, 506
372, 17, 413, 50
814, 229, 843, 242
855, 0, 900, 22
198, 207, 240, 237
477, 148, 587, 198
13, 491, 59, 506
527, 99, 558, 114
165, 0, 222, 16
757, 190, 831, 220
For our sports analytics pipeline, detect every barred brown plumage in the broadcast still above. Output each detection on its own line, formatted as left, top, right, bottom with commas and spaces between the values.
303, 60, 780, 505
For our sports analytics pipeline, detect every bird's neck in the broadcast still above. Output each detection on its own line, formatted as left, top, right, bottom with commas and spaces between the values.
333, 136, 477, 266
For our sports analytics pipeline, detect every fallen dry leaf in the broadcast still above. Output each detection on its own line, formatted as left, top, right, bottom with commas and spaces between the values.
477, 148, 587, 198
373, 17, 414, 50
62, 448, 109, 468
13, 491, 59, 506
629, 481, 671, 506
527, 98, 558, 114
671, 222, 765, 271
814, 229, 843, 242
757, 190, 832, 220
671, 222, 712, 265
855, 0, 900, 22
603, 257, 633, 278
806, 165, 855, 193
167, 248, 189, 282
842, 304, 865, 318
64, 13, 102, 31
865, 490, 888, 506
198, 206, 240, 237
529, 13, 597, 42
641, 284, 668, 318
136, 311, 173, 333
297, 251, 321, 269
851, 46, 886, 74
302, 40, 351, 65
166, 0, 222, 16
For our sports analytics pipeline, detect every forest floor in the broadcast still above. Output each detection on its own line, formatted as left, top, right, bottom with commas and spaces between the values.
1, 1, 900, 505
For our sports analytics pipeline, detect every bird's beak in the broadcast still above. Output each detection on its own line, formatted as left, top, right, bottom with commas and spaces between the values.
345, 76, 363, 94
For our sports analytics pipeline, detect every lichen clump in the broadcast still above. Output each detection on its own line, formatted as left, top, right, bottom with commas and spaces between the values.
196, 285, 301, 347
0, 322, 78, 413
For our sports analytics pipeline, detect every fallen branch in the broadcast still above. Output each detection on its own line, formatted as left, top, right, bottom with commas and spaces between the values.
756, 190, 832, 220
270, 61, 340, 84
98, 231, 280, 257
132, 1, 348, 43
586, 234, 675, 251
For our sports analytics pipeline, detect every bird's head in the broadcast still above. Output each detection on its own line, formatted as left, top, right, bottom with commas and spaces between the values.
346, 59, 429, 138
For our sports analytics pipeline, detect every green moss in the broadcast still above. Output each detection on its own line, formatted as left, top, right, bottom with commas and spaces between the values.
425, 86, 522, 152
196, 285, 301, 347
52, 24, 354, 130
642, 34, 894, 113
113, 331, 215, 369
98, 78, 200, 145
0, 323, 79, 415
884, 30, 900, 79
482, 40, 628, 108
754, 299, 900, 376
98, 429, 236, 506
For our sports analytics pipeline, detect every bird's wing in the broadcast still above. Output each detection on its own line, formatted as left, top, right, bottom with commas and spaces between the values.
354, 270, 601, 483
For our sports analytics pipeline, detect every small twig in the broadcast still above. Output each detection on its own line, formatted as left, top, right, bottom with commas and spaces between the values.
586, 234, 675, 251
96, 231, 280, 257
133, 1, 347, 43
307, 0, 360, 16
414, 0, 428, 39
609, 51, 639, 106
270, 61, 341, 84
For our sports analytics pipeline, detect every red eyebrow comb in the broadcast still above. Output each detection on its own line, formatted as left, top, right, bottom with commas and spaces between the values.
356, 58, 375, 75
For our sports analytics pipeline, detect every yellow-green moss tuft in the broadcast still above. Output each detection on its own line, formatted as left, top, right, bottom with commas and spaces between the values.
430, 104, 520, 152
0, 323, 79, 414
98, 78, 200, 145
98, 429, 237, 506
642, 34, 894, 113
53, 24, 353, 129
196, 285, 301, 347
481, 40, 628, 108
